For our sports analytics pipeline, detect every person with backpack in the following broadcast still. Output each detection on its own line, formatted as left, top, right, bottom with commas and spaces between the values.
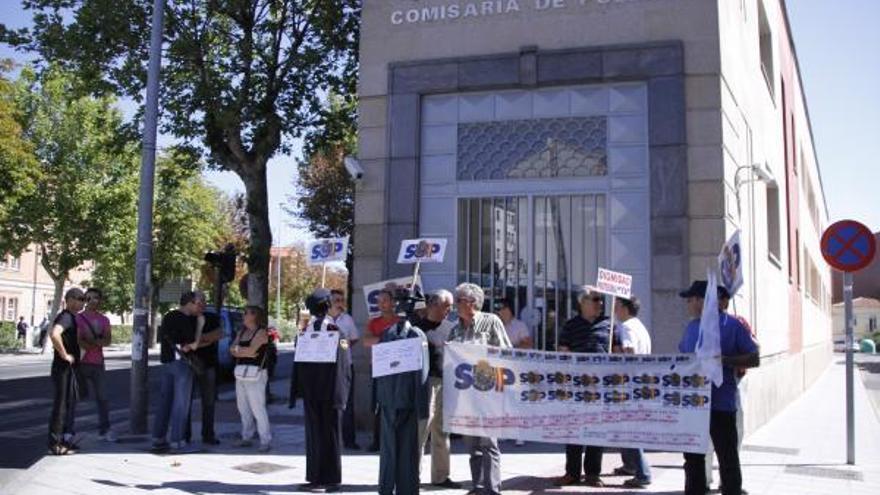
47, 288, 86, 455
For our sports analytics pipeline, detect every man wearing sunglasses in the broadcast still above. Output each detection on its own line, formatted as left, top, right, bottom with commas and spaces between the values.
554, 286, 617, 488
47, 288, 86, 455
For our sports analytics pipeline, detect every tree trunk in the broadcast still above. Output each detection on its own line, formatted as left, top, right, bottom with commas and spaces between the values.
40, 252, 67, 320
241, 166, 272, 309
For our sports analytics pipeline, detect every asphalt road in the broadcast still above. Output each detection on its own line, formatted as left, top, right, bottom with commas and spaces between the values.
0, 349, 294, 482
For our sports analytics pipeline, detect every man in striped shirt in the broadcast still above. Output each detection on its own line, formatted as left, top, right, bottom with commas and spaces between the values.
447, 283, 511, 495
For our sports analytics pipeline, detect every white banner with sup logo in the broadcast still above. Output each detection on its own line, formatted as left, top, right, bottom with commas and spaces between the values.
442, 343, 711, 454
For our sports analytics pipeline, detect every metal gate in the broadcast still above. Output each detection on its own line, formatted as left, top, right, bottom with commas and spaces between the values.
457, 194, 607, 350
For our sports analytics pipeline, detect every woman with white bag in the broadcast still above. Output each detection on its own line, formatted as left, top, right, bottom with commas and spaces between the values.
231, 305, 272, 452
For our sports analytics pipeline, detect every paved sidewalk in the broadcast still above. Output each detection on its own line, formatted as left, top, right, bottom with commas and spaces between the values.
3, 358, 879, 495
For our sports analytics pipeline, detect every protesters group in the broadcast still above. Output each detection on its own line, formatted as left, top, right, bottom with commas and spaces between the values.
45, 279, 758, 495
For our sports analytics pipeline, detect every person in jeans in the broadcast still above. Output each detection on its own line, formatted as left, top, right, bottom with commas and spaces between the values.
151, 291, 202, 453
231, 305, 272, 452
612, 296, 653, 488
554, 286, 616, 488
47, 288, 85, 455
185, 301, 222, 446
16, 316, 28, 344
415, 289, 460, 489
329, 289, 361, 449
678, 280, 759, 495
75, 288, 115, 442
447, 283, 512, 495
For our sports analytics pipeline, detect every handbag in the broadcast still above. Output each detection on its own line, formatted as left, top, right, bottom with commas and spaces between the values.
234, 329, 269, 382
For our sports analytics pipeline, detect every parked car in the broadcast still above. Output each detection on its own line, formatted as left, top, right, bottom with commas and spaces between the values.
833, 338, 860, 353
203, 306, 244, 381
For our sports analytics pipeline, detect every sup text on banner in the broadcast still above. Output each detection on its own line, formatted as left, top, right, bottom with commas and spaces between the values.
442, 342, 711, 454
306, 237, 349, 266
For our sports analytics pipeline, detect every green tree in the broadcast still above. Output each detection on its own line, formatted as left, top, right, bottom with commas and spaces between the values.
89, 151, 229, 322
4, 0, 361, 310
0, 65, 138, 317
290, 93, 356, 299
0, 60, 41, 236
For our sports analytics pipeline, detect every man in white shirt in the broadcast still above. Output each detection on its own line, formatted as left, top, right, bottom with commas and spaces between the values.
329, 289, 361, 450
496, 299, 532, 446
612, 296, 652, 487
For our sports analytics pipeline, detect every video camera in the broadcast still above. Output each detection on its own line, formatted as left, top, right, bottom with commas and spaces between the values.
393, 285, 425, 321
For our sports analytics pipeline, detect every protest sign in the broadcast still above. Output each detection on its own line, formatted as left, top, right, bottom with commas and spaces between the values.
718, 230, 743, 297
397, 238, 447, 264
362, 276, 423, 318
307, 237, 349, 266
595, 268, 633, 299
294, 331, 340, 363
372, 337, 425, 378
443, 343, 711, 453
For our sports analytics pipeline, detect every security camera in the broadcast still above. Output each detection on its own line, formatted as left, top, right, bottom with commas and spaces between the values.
751, 162, 775, 185
344, 156, 364, 181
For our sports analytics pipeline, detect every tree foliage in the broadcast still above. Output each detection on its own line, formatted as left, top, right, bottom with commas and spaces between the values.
89, 150, 228, 318
0, 60, 41, 231
0, 65, 138, 317
3, 0, 361, 310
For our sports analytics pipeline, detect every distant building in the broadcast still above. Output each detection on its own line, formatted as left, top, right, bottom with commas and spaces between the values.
832, 297, 880, 341
353, 0, 833, 434
0, 244, 92, 327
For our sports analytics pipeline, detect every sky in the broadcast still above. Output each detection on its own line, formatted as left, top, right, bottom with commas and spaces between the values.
2, 1, 878, 246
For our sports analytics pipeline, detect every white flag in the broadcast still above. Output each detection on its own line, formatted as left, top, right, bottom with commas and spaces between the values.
697, 268, 723, 387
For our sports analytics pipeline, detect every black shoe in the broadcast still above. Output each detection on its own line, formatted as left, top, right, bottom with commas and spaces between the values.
367, 443, 380, 452
343, 442, 361, 450
203, 437, 221, 446
324, 484, 341, 493
431, 478, 462, 489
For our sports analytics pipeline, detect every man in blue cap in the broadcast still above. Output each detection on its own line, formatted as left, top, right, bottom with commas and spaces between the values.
678, 280, 759, 495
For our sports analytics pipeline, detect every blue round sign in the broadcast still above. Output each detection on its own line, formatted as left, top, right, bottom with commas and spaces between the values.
820, 220, 876, 272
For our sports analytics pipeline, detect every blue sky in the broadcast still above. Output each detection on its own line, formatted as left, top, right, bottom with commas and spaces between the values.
2, 1, 878, 246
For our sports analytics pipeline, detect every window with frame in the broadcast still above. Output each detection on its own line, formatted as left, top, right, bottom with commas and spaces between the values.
0, 257, 7, 270
4, 298, 16, 321
767, 184, 782, 265
9, 257, 20, 271
0, 297, 5, 321
758, 0, 774, 97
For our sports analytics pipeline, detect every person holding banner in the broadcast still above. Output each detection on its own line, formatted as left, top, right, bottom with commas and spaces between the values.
415, 289, 461, 489
554, 286, 616, 488
612, 296, 653, 488
447, 283, 511, 495
289, 289, 352, 493
678, 280, 759, 495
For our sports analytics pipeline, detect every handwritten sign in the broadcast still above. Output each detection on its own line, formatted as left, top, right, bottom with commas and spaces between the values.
372, 337, 425, 378
307, 237, 349, 265
294, 331, 340, 363
397, 238, 447, 264
362, 276, 423, 318
595, 267, 633, 299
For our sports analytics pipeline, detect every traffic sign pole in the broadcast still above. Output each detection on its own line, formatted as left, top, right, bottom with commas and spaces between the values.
844, 271, 855, 465
820, 219, 876, 467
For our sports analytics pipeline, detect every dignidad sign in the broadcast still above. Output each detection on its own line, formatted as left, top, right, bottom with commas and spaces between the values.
595, 267, 633, 299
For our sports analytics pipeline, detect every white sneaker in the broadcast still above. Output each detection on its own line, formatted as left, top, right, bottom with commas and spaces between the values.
99, 431, 118, 442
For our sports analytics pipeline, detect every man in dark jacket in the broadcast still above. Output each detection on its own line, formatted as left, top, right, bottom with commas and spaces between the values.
554, 286, 616, 488
373, 314, 429, 495
290, 288, 352, 493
